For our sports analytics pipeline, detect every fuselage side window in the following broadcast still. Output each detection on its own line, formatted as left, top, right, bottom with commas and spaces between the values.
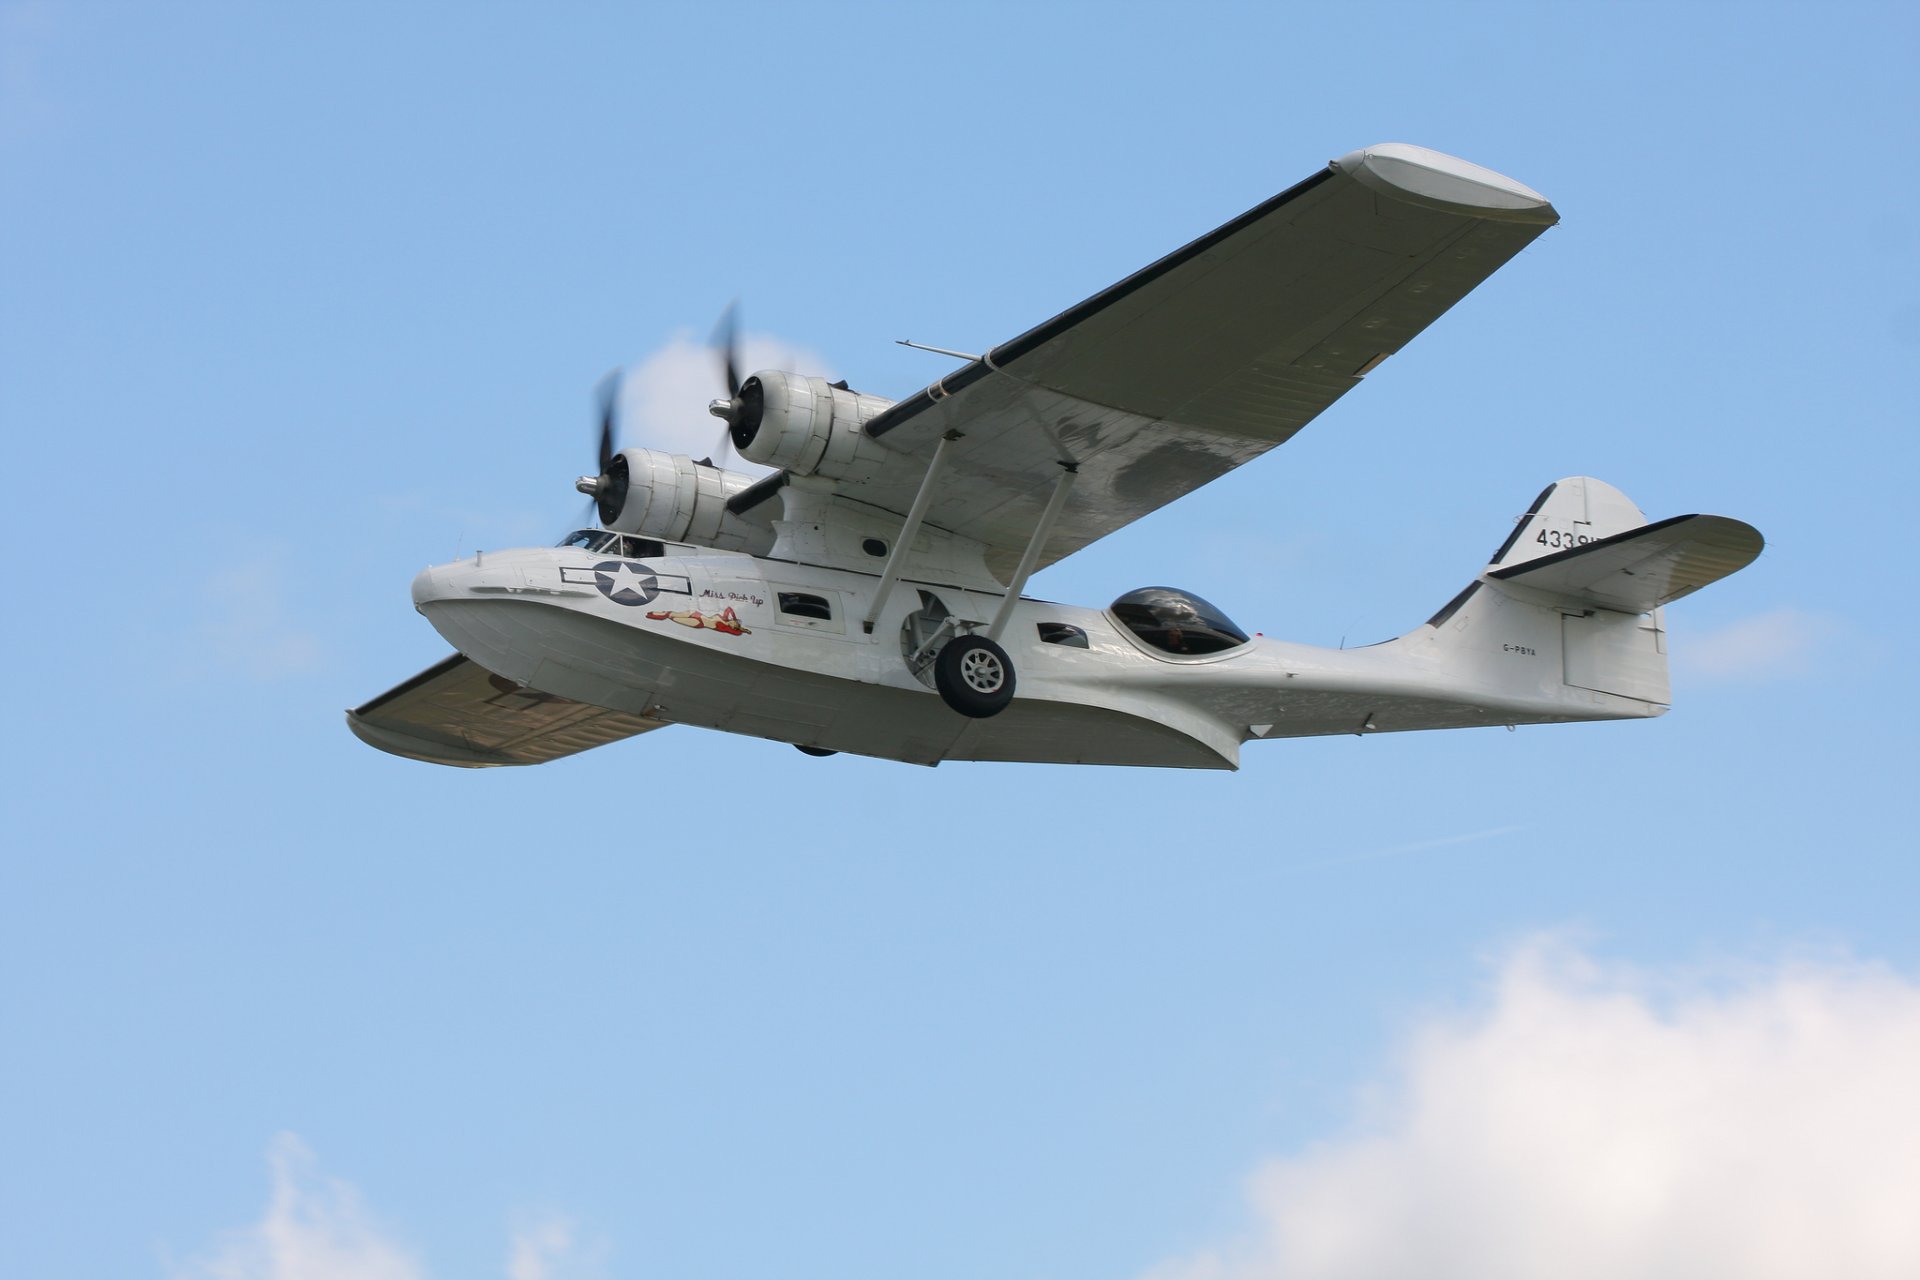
1037, 622, 1089, 648
777, 592, 834, 621
619, 536, 665, 560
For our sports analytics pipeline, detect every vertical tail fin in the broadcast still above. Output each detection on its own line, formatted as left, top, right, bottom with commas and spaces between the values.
1484, 476, 1650, 571
1410, 477, 1761, 714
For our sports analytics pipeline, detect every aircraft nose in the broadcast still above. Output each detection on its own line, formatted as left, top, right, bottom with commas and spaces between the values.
411, 551, 549, 609
411, 560, 463, 608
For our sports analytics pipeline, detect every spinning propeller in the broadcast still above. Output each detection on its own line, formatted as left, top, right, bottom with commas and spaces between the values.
574, 305, 750, 527
705, 302, 764, 459
574, 369, 629, 527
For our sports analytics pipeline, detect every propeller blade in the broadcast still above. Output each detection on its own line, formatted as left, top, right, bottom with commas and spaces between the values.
712, 302, 741, 398
595, 368, 620, 474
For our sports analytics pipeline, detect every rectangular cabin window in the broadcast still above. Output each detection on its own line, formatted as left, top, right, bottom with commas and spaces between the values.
619, 536, 665, 560
1038, 622, 1089, 648
778, 592, 833, 621
774, 588, 844, 634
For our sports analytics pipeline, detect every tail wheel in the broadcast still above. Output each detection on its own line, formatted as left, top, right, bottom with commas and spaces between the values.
935, 634, 1016, 718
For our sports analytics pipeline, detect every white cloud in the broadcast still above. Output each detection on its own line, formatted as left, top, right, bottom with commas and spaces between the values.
172, 1133, 423, 1280
507, 1213, 588, 1280
148, 552, 332, 687
174, 1136, 591, 1280
198, 558, 327, 680
613, 329, 834, 472
1145, 938, 1920, 1280
1677, 607, 1834, 682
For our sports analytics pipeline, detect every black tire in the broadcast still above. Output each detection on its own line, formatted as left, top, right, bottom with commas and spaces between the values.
934, 634, 1016, 718
794, 744, 838, 757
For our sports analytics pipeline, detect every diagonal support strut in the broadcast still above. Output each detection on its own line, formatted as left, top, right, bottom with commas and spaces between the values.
984, 463, 1077, 644
862, 431, 961, 635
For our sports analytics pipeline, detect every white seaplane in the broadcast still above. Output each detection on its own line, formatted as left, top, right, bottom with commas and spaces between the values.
350, 143, 1763, 770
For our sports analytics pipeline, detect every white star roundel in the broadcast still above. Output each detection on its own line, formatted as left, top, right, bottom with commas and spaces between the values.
593, 561, 659, 606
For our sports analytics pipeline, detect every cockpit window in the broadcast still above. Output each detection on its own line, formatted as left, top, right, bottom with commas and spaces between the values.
559, 529, 615, 553
1110, 587, 1250, 655
558, 530, 663, 559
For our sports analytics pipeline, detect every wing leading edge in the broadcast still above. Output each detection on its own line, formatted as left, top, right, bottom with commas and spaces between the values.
347, 653, 669, 767
835, 144, 1560, 579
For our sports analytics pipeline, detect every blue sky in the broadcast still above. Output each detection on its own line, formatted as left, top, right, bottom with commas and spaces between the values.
4, 3, 1917, 1277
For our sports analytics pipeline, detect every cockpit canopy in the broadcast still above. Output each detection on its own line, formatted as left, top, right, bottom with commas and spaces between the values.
557, 529, 664, 559
1110, 587, 1251, 655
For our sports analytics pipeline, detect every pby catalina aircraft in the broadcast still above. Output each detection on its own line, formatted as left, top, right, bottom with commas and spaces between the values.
350, 143, 1763, 770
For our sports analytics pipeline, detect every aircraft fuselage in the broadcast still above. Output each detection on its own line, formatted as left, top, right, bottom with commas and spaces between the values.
411, 542, 1657, 769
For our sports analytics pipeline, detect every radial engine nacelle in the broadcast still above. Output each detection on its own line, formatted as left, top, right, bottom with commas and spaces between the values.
586, 448, 774, 554
717, 371, 895, 478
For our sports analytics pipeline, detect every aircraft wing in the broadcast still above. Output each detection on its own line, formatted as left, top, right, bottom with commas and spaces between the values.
347, 653, 669, 767
814, 144, 1560, 579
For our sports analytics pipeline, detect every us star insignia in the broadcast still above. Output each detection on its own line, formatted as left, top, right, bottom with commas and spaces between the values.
593, 561, 658, 606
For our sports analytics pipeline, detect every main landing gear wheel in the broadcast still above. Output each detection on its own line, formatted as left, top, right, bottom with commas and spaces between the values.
794, 744, 838, 757
934, 634, 1016, 718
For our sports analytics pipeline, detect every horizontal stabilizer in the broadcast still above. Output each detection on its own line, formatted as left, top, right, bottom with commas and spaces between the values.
348, 653, 668, 767
1488, 513, 1763, 613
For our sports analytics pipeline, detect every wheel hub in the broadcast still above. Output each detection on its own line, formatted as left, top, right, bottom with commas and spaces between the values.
960, 649, 1004, 693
